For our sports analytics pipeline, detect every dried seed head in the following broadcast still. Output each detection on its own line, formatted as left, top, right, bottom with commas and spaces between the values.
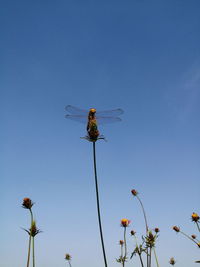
191, 212, 200, 222
169, 257, 176, 265
172, 226, 180, 232
131, 189, 138, 196
154, 228, 160, 233
121, 218, 131, 227
22, 198, 34, 209
191, 234, 197, 239
65, 254, 71, 261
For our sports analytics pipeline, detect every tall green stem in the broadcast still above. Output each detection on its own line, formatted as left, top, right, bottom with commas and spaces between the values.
92, 142, 108, 267
32, 237, 35, 267
30, 209, 35, 267
26, 234, 31, 267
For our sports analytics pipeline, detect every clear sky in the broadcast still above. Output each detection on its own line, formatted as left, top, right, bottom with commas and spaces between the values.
1, 0, 200, 267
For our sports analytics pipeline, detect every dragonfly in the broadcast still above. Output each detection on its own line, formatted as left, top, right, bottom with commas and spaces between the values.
65, 105, 123, 141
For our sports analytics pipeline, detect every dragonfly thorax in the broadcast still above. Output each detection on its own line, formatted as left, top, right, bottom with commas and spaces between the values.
88, 108, 96, 122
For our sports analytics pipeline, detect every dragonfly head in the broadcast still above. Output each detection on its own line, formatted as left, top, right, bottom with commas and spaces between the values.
90, 108, 96, 114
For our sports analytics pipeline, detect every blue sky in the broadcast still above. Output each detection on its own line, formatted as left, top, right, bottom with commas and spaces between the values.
1, 0, 200, 266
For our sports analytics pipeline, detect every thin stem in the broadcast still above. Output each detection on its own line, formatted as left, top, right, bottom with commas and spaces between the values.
136, 195, 149, 267
133, 236, 144, 267
196, 222, 200, 233
68, 261, 72, 267
30, 209, 33, 223
136, 196, 148, 233
123, 227, 127, 267
121, 244, 123, 265
139, 253, 145, 267
92, 142, 108, 267
26, 235, 31, 267
32, 237, 35, 267
149, 247, 152, 267
147, 248, 149, 267
26, 209, 33, 267
124, 227, 127, 258
153, 248, 160, 267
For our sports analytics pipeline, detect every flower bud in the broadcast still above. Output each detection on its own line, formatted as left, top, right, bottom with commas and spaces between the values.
172, 226, 180, 232
154, 228, 160, 233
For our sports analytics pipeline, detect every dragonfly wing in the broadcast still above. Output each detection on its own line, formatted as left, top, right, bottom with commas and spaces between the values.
96, 108, 124, 117
65, 105, 88, 115
96, 116, 122, 125
65, 115, 87, 124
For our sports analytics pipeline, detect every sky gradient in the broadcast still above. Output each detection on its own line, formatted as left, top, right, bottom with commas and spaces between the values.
1, 1, 200, 267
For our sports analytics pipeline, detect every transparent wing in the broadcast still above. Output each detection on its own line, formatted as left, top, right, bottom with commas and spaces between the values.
96, 108, 124, 117
65, 115, 87, 124
65, 115, 122, 125
65, 105, 88, 115
96, 116, 122, 125
65, 105, 124, 117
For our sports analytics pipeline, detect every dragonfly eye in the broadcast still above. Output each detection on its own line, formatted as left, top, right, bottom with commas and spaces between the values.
90, 108, 96, 113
